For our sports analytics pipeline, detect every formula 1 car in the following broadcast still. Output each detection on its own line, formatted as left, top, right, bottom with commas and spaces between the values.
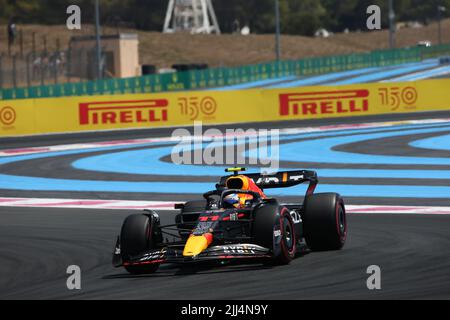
112, 168, 347, 274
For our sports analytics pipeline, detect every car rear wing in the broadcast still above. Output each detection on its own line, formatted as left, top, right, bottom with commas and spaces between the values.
218, 170, 318, 195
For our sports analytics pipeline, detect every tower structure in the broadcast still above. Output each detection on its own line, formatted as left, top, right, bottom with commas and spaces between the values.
163, 0, 221, 34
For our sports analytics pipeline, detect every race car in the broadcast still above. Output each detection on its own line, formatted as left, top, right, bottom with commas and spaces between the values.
112, 168, 347, 274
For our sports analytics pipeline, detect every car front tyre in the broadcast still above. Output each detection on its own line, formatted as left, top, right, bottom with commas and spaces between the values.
120, 214, 160, 274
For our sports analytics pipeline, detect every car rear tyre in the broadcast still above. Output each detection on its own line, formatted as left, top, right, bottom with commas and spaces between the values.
302, 193, 347, 251
120, 214, 160, 274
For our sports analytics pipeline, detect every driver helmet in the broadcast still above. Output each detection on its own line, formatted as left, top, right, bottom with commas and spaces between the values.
223, 193, 240, 208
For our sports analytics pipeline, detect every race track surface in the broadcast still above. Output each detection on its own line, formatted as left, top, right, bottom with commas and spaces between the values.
1, 111, 450, 205
214, 59, 450, 90
1, 111, 450, 299
1, 207, 449, 300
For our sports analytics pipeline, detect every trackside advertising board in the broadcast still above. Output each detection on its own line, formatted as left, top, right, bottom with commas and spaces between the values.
1, 79, 450, 137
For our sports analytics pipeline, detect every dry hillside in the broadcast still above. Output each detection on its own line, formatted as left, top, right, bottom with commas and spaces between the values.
0, 19, 449, 69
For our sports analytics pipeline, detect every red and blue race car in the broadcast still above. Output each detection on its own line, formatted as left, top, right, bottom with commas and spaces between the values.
112, 168, 347, 274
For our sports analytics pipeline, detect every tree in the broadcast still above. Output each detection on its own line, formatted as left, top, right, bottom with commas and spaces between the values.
283, 0, 327, 35
0, 0, 448, 35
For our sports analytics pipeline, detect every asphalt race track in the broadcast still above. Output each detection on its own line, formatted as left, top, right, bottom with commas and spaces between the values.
215, 59, 450, 90
1, 207, 450, 299
1, 111, 450, 299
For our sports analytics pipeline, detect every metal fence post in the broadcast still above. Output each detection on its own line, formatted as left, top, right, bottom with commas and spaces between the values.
78, 49, 83, 81
8, 37, 12, 57
275, 0, 281, 61
0, 54, 3, 89
32, 32, 36, 60
43, 35, 47, 53
26, 53, 31, 88
54, 53, 58, 84
40, 53, 45, 86
12, 54, 17, 88
67, 48, 72, 83
19, 29, 24, 58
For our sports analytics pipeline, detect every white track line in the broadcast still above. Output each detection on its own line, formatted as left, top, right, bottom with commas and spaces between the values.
345, 205, 450, 215
0, 197, 449, 214
382, 65, 450, 82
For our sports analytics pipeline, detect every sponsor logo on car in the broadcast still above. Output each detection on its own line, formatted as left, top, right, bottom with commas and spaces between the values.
140, 249, 166, 262
279, 89, 369, 116
255, 176, 280, 184
290, 210, 302, 224
254, 173, 304, 185
79, 99, 169, 125
222, 245, 256, 254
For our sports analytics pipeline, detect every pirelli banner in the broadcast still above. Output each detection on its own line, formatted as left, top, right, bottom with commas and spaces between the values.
1, 79, 450, 137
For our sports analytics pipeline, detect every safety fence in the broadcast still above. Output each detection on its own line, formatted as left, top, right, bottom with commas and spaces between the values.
0, 47, 118, 95
1, 78, 450, 137
1, 43, 450, 101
